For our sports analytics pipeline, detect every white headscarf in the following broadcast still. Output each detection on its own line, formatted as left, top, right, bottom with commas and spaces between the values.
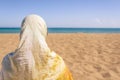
15, 15, 51, 69
0, 14, 68, 80
18, 14, 50, 55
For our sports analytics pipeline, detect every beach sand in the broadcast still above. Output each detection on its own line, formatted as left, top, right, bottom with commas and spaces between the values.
0, 33, 120, 80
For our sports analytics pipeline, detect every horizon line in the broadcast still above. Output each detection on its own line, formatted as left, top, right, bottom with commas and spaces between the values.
0, 27, 120, 28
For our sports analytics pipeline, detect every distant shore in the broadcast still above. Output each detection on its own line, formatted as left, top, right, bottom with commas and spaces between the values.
0, 33, 120, 80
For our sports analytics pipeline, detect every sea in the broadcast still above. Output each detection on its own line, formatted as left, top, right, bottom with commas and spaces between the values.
0, 28, 120, 33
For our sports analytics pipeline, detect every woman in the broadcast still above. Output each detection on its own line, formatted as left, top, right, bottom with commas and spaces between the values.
0, 15, 73, 80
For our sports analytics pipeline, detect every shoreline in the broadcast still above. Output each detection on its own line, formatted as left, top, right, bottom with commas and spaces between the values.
1, 32, 120, 34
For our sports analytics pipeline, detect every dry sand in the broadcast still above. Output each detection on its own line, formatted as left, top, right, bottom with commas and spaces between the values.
0, 33, 120, 80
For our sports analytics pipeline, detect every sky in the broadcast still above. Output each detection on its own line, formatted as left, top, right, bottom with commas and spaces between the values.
0, 0, 120, 28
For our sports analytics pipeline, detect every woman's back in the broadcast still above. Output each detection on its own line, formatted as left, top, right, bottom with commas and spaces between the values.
0, 15, 73, 80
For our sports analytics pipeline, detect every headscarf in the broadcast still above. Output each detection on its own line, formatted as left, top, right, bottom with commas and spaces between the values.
0, 14, 73, 80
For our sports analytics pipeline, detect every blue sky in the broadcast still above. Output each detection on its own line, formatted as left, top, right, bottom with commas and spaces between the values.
0, 0, 120, 28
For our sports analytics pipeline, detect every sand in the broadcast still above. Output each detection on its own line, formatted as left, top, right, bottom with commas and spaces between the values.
0, 33, 120, 80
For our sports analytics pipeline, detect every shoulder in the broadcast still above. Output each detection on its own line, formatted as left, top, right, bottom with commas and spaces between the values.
2, 52, 14, 70
2, 52, 14, 62
49, 51, 65, 67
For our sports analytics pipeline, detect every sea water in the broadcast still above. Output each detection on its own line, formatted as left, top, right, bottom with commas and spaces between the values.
0, 28, 120, 33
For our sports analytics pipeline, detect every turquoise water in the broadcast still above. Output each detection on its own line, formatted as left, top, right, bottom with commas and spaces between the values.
0, 28, 120, 33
